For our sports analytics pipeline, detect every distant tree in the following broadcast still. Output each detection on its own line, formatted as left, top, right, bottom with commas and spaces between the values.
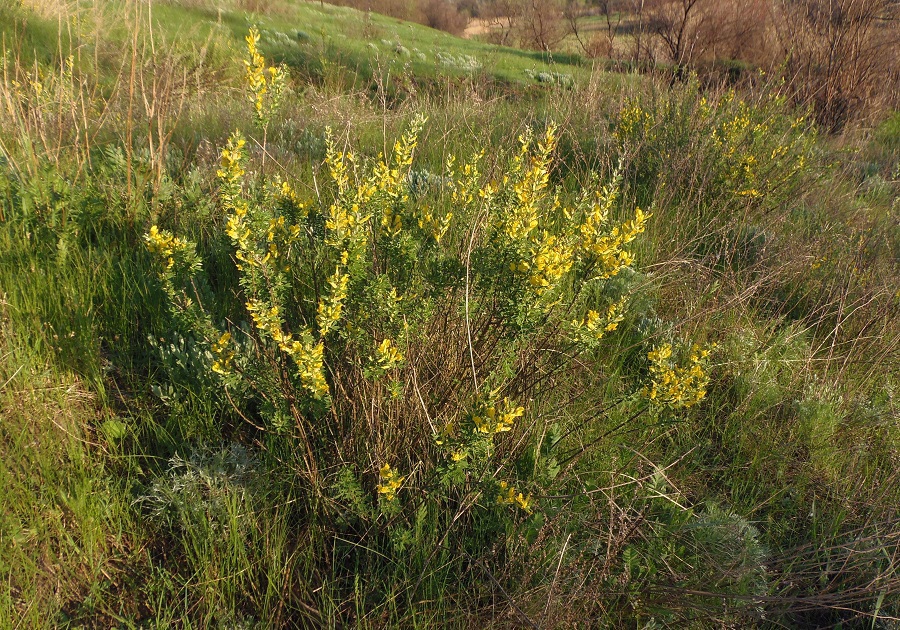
478, 0, 569, 50
646, 0, 706, 69
521, 0, 568, 50
773, 0, 900, 130
479, 0, 521, 45
422, 0, 468, 34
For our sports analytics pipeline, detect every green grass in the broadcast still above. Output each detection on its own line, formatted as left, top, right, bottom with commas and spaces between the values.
137, 0, 601, 93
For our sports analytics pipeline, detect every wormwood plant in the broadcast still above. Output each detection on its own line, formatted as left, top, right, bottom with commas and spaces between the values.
144, 30, 710, 593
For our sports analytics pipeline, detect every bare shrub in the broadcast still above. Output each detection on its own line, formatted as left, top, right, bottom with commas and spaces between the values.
421, 0, 468, 35
478, 0, 569, 50
644, 0, 767, 67
479, 0, 520, 45
697, 0, 769, 62
519, 0, 568, 50
773, 0, 900, 131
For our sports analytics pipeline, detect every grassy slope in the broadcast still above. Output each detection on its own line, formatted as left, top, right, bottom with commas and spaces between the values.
148, 0, 595, 87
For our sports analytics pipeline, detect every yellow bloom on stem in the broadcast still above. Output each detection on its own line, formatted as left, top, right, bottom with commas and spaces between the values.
473, 398, 524, 436
377, 463, 404, 502
642, 343, 710, 409
375, 338, 404, 371
497, 481, 532, 512
211, 331, 235, 375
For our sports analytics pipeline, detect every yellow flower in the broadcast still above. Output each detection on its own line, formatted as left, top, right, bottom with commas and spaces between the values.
317, 268, 350, 336
375, 338, 404, 371
497, 481, 532, 512
244, 27, 287, 128
473, 398, 524, 436
376, 463, 404, 502
642, 343, 710, 409
144, 225, 193, 271
210, 331, 235, 375
571, 296, 628, 344
578, 206, 650, 279
246, 299, 328, 398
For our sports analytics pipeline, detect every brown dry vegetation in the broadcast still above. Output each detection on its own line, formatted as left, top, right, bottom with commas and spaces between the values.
463, 0, 899, 128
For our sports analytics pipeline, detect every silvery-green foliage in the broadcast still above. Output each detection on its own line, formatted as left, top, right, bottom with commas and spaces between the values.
139, 443, 258, 533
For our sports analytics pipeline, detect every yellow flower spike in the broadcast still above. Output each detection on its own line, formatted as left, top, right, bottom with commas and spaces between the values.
377, 463, 404, 502
375, 338, 404, 372
472, 397, 523, 436
243, 27, 287, 129
497, 481, 532, 513
642, 343, 710, 410
211, 331, 236, 376
317, 268, 350, 336
144, 225, 194, 273
247, 299, 328, 398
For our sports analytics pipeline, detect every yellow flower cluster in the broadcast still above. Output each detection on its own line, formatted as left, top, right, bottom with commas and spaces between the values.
642, 343, 710, 409
323, 130, 374, 251
370, 115, 426, 239
375, 338, 404, 372
211, 331, 235, 375
376, 115, 423, 194
614, 104, 653, 143
505, 126, 554, 241
246, 299, 328, 398
246, 299, 283, 340
472, 398, 524, 436
317, 266, 350, 336
578, 206, 650, 279
417, 205, 453, 243
272, 177, 306, 212
524, 231, 573, 293
217, 133, 246, 197
218, 134, 302, 272
497, 128, 649, 296
225, 203, 252, 269
710, 94, 807, 201
219, 134, 255, 268
571, 296, 628, 344
262, 216, 288, 264
498, 126, 579, 296
448, 152, 485, 208
244, 27, 287, 128
376, 463, 404, 502
144, 225, 193, 271
381, 207, 403, 237
497, 481, 532, 512
283, 336, 328, 399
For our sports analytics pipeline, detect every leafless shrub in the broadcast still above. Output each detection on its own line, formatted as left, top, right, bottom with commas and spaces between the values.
479, 0, 520, 45
476, 0, 570, 50
318, 0, 468, 34
642, 0, 767, 68
773, 0, 900, 131
421, 0, 469, 35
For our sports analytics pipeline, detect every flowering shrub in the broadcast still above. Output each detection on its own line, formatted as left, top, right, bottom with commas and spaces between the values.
244, 27, 287, 132
146, 119, 709, 535
145, 30, 709, 560
613, 84, 814, 222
